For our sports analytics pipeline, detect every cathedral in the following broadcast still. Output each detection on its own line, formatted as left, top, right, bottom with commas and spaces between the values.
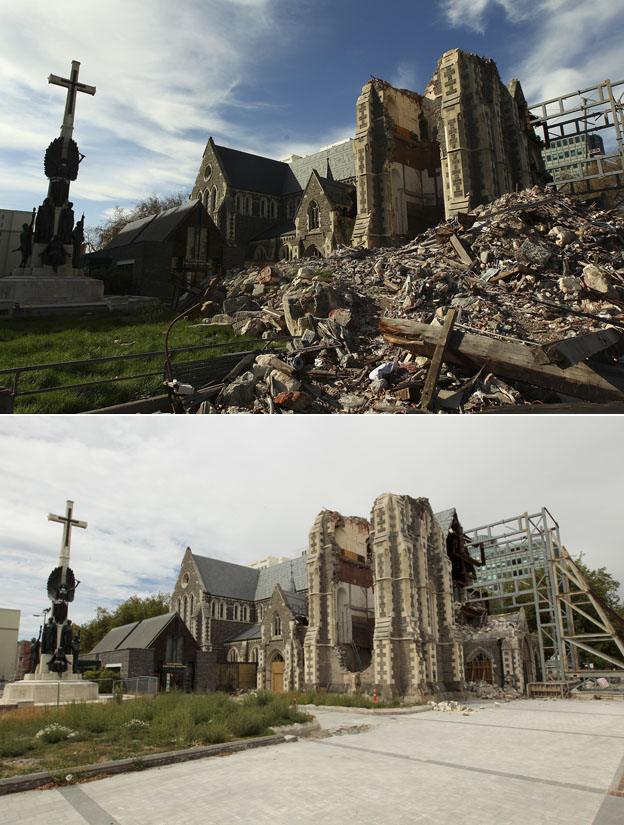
171, 493, 537, 701
189, 48, 545, 267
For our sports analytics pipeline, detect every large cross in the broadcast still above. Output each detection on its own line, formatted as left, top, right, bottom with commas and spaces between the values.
48, 500, 87, 575
48, 60, 96, 140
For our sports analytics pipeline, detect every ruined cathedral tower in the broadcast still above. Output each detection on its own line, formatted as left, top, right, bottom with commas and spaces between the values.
369, 494, 464, 700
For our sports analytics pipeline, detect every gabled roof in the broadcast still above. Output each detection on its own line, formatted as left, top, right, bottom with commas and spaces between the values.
435, 508, 458, 536
225, 623, 261, 642
104, 200, 206, 250
90, 613, 176, 654
213, 144, 290, 195
282, 589, 308, 617
255, 556, 307, 600
316, 175, 355, 208
192, 555, 260, 600
190, 551, 308, 601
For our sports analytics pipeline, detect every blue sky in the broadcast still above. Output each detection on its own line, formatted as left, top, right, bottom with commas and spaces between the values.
1, 416, 623, 639
0, 0, 622, 231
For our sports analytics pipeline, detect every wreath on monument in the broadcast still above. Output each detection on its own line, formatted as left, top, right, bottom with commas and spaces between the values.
44, 137, 80, 181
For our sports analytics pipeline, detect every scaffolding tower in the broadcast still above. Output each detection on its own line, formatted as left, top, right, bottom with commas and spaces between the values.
463, 509, 624, 681
529, 79, 624, 203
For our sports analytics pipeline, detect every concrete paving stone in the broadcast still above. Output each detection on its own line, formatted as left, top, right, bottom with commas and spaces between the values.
1, 700, 623, 825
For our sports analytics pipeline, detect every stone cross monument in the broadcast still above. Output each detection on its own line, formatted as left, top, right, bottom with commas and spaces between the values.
0, 499, 98, 706
0, 60, 105, 308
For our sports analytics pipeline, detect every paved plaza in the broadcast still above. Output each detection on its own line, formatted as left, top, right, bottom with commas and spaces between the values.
2, 699, 624, 825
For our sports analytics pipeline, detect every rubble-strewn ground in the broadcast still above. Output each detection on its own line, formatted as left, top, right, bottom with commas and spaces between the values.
191, 187, 624, 414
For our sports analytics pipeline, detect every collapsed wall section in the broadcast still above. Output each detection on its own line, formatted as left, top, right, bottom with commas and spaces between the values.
352, 79, 443, 249
425, 49, 545, 217
303, 510, 372, 690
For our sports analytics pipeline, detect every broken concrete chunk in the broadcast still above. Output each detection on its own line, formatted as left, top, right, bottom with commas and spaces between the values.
558, 276, 582, 295
221, 372, 256, 407
548, 225, 576, 247
255, 355, 295, 375
517, 238, 552, 267
269, 369, 301, 394
582, 264, 612, 295
329, 307, 352, 327
273, 390, 311, 411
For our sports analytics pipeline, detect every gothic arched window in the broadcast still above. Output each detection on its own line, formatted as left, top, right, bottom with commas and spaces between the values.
227, 648, 239, 662
273, 614, 282, 637
308, 200, 320, 230
210, 186, 218, 213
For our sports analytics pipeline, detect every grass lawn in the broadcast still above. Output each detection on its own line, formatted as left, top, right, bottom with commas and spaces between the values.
0, 307, 259, 413
0, 691, 309, 780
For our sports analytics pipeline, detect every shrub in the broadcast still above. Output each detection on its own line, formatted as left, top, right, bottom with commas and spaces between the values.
195, 721, 230, 745
123, 718, 150, 731
228, 707, 269, 738
35, 723, 76, 744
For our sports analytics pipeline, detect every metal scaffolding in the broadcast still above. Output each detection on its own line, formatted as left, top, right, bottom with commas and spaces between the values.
463, 509, 624, 681
528, 79, 624, 201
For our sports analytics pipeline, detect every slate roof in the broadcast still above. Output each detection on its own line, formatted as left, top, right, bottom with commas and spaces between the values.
225, 623, 262, 642
104, 201, 202, 250
213, 145, 290, 196
90, 613, 176, 654
317, 175, 356, 208
282, 589, 308, 617
255, 556, 308, 600
192, 555, 260, 600
210, 139, 356, 198
190, 552, 309, 601
286, 141, 355, 194
434, 508, 458, 536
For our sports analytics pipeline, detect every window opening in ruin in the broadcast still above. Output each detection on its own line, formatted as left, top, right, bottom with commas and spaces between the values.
260, 198, 267, 217
209, 186, 217, 212
227, 648, 239, 662
233, 604, 240, 621
220, 602, 226, 619
465, 652, 494, 683
270, 200, 277, 219
273, 615, 282, 637
250, 647, 259, 663
308, 200, 320, 230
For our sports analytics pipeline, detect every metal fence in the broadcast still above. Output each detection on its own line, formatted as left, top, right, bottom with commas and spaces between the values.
0, 339, 267, 403
91, 676, 158, 696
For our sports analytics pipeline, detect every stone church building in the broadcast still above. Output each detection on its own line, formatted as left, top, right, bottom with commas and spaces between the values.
171, 493, 534, 701
189, 48, 545, 265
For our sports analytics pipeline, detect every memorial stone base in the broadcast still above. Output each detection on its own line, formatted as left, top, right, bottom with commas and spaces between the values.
0, 273, 105, 306
1, 654, 99, 705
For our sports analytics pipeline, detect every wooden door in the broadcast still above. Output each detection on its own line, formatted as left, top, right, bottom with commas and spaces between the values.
465, 652, 493, 683
271, 657, 284, 693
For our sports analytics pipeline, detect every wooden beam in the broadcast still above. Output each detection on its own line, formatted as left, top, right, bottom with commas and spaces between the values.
419, 309, 458, 410
449, 233, 474, 266
379, 318, 624, 403
533, 328, 624, 368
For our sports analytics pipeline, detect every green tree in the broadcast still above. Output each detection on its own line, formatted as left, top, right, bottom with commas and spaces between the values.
88, 192, 189, 250
573, 554, 623, 616
79, 592, 171, 652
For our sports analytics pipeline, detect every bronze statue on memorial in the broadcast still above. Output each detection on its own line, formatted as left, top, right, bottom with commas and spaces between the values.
13, 209, 36, 267
58, 201, 75, 244
41, 235, 68, 272
72, 214, 85, 267
34, 197, 55, 244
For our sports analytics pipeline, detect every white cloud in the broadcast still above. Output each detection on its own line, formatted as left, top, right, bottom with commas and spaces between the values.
440, 0, 624, 102
390, 62, 419, 91
0, 0, 290, 211
0, 417, 623, 640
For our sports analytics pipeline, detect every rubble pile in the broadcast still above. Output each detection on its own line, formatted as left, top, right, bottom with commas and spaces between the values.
464, 681, 522, 701
189, 186, 624, 413
429, 700, 476, 715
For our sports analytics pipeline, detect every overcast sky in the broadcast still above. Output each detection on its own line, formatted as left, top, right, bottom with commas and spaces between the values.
1, 0, 622, 228
1, 416, 622, 639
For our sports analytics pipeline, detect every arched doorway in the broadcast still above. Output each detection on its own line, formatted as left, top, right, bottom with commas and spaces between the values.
270, 653, 285, 693
304, 245, 322, 258
465, 651, 493, 683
